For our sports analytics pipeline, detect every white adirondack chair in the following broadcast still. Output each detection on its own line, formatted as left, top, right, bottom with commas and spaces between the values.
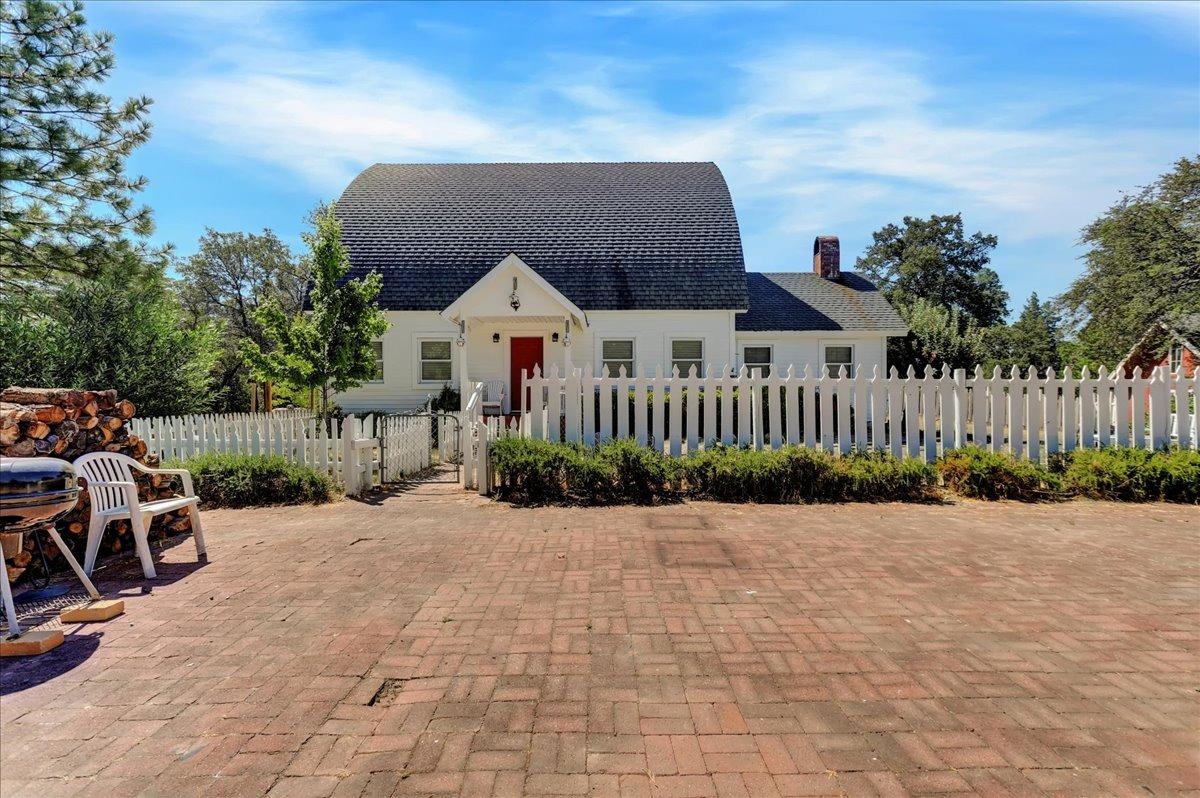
73, 452, 206, 579
481, 379, 506, 416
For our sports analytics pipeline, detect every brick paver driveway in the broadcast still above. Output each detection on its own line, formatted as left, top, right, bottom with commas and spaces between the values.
2, 479, 1197, 797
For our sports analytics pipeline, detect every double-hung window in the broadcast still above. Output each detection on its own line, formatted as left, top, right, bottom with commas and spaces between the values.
419, 339, 452, 384
1169, 343, 1183, 374
601, 339, 635, 377
671, 339, 704, 377
743, 345, 772, 377
824, 345, 854, 378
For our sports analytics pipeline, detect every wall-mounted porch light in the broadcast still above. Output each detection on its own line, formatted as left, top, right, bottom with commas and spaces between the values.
562, 319, 571, 347
509, 276, 520, 312
492, 333, 500, 343
551, 332, 559, 343
455, 320, 466, 347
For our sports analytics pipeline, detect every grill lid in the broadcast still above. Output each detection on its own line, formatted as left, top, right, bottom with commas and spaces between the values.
0, 457, 77, 496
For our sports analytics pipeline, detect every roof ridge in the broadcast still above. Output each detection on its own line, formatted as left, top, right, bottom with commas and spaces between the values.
364, 161, 718, 168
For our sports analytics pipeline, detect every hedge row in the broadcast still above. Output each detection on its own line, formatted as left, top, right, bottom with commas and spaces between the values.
489, 438, 1199, 506
168, 453, 341, 508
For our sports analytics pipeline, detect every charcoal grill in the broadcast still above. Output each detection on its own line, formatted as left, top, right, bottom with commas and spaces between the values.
1, 458, 100, 638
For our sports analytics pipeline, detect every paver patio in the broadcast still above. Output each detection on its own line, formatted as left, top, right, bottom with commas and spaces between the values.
1, 477, 1197, 797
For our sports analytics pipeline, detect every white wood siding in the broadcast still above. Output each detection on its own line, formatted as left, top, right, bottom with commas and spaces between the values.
335, 312, 894, 413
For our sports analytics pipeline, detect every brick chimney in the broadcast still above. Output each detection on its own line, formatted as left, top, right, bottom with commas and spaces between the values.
813, 235, 840, 279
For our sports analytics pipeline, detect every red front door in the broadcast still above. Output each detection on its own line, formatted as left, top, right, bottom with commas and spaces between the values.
510, 337, 544, 414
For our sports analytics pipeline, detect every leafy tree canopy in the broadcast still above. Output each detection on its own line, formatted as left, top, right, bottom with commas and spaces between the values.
1, 0, 155, 302
1059, 156, 1200, 365
178, 229, 308, 410
984, 292, 1063, 375
0, 252, 220, 417
244, 207, 388, 415
857, 213, 1008, 328
890, 297, 987, 373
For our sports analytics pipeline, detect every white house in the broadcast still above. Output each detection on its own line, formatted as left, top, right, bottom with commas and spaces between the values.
331, 162, 907, 413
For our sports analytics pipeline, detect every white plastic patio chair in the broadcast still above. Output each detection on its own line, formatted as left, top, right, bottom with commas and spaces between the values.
72, 452, 206, 579
481, 379, 506, 416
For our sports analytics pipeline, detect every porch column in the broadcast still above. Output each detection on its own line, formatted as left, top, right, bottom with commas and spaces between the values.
563, 318, 574, 375
457, 320, 470, 411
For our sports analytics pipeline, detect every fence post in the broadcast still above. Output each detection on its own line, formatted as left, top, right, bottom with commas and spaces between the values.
342, 413, 359, 496
477, 428, 490, 496
1148, 366, 1171, 450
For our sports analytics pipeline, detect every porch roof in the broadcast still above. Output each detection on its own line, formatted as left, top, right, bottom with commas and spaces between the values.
441, 253, 587, 328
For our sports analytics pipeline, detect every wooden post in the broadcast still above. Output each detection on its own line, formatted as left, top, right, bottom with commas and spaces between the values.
477, 430, 490, 496
342, 414, 358, 496
264, 381, 274, 412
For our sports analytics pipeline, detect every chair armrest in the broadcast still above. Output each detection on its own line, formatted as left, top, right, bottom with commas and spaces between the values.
128, 463, 196, 497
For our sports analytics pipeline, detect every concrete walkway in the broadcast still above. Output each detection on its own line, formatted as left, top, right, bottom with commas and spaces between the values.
1, 482, 1197, 797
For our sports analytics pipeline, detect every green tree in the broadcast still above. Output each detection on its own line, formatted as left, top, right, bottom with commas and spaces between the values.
857, 213, 1009, 328
0, 254, 221, 417
858, 213, 1007, 370
1059, 156, 1200, 365
984, 293, 1063, 375
178, 229, 308, 411
1, 0, 155, 303
244, 207, 388, 415
891, 298, 987, 372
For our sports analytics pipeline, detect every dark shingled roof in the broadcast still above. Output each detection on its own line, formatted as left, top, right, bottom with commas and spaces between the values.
334, 162, 748, 311
737, 272, 907, 332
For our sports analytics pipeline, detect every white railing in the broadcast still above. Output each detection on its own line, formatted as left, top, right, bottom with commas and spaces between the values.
130, 411, 382, 495
495, 364, 1197, 465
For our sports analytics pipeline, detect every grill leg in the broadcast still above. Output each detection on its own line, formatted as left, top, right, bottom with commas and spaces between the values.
1, 559, 20, 638
45, 528, 101, 601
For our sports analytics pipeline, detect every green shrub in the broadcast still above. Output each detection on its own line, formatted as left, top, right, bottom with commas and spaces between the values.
595, 439, 679, 504
1060, 447, 1200, 503
170, 453, 340, 508
937, 447, 1060, 500
683, 445, 824, 502
490, 437, 580, 505
834, 451, 939, 502
681, 445, 936, 503
490, 437, 679, 505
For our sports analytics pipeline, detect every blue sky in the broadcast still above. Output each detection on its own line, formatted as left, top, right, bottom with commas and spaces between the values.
89, 0, 1198, 317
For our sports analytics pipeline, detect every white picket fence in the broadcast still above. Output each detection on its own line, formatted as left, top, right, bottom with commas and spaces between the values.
130, 411, 391, 495
458, 364, 1197, 489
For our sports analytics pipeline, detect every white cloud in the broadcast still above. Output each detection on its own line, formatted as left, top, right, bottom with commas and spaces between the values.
140, 5, 1189, 259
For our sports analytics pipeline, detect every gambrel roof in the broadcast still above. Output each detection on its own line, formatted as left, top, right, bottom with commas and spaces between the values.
335, 162, 748, 311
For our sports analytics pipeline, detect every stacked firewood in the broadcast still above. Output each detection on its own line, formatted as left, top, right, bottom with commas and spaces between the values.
1, 386, 193, 584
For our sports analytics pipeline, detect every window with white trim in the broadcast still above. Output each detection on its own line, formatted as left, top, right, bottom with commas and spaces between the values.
824, 345, 854, 377
1169, 343, 1183, 373
743, 345, 772, 377
671, 339, 704, 377
370, 340, 384, 382
601, 339, 635, 377
418, 339, 452, 384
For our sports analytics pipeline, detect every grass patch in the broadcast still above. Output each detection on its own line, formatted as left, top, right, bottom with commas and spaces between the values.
169, 452, 340, 508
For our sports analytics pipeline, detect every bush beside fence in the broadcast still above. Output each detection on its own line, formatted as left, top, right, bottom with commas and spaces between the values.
168, 453, 340, 508
489, 437, 1199, 506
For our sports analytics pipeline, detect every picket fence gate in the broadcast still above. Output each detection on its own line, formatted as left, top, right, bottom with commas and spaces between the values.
459, 363, 1197, 490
